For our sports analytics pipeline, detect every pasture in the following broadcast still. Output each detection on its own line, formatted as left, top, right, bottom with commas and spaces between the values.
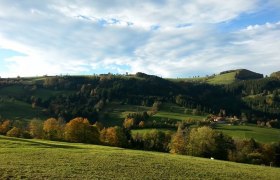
0, 136, 279, 179
215, 124, 280, 143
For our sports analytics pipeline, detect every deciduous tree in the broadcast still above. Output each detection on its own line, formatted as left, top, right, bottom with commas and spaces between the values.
0, 120, 11, 135
29, 119, 43, 139
101, 126, 127, 147
6, 127, 21, 137
43, 118, 64, 140
64, 117, 100, 144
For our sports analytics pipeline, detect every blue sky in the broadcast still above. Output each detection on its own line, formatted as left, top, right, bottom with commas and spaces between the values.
0, 0, 280, 77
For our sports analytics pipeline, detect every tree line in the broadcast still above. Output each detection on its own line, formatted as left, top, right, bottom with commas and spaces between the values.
0, 118, 279, 167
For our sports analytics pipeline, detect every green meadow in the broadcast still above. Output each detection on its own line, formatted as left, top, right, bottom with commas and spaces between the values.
99, 102, 206, 127
0, 135, 279, 179
216, 124, 280, 143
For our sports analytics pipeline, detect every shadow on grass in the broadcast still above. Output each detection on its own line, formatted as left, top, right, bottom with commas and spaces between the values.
0, 136, 84, 149
149, 116, 178, 122
215, 127, 252, 132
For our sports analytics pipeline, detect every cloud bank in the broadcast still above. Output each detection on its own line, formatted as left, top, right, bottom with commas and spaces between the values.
0, 0, 279, 77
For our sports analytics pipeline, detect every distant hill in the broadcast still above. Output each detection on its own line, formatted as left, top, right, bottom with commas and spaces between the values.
233, 69, 263, 80
0, 69, 279, 124
213, 69, 263, 83
172, 69, 264, 85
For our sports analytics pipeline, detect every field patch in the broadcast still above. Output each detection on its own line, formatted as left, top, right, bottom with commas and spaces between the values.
0, 99, 47, 121
215, 124, 280, 143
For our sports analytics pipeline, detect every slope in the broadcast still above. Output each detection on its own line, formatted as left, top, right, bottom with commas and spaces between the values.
0, 136, 279, 179
170, 69, 264, 85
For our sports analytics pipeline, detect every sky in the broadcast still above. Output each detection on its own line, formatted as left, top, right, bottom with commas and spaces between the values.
0, 0, 280, 78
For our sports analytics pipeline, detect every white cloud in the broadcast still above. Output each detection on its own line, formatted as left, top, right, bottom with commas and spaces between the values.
50, 0, 258, 28
0, 0, 279, 77
127, 21, 280, 77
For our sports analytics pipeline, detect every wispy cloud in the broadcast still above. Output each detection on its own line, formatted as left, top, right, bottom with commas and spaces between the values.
0, 0, 279, 77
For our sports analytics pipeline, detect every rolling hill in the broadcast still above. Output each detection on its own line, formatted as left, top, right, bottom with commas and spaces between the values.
0, 135, 279, 179
171, 69, 264, 85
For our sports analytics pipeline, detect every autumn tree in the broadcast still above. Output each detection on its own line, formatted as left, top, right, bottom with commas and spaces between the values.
0, 120, 11, 135
29, 119, 43, 139
228, 138, 261, 164
6, 127, 21, 137
123, 118, 134, 129
101, 126, 127, 147
170, 128, 188, 154
261, 143, 275, 165
64, 117, 100, 144
139, 121, 145, 128
151, 101, 162, 114
43, 118, 64, 140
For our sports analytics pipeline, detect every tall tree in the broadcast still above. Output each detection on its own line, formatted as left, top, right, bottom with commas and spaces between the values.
170, 124, 188, 154
43, 118, 64, 140
101, 126, 127, 147
0, 120, 11, 135
29, 119, 43, 139
64, 117, 100, 144
187, 126, 234, 159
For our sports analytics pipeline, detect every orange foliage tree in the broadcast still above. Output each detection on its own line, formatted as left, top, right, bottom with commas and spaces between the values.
64, 117, 100, 144
100, 126, 127, 147
43, 118, 64, 140
0, 120, 11, 135
123, 118, 134, 129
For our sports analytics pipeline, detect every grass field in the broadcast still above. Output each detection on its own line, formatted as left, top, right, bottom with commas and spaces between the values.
215, 124, 280, 143
132, 124, 280, 144
0, 136, 279, 179
206, 72, 237, 84
0, 85, 74, 101
152, 111, 204, 121
99, 102, 206, 127
0, 85, 28, 98
0, 85, 74, 121
0, 99, 47, 121
168, 72, 237, 85
131, 128, 176, 136
99, 102, 151, 126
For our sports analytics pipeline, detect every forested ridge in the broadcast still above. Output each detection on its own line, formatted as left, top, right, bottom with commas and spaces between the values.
1, 69, 279, 123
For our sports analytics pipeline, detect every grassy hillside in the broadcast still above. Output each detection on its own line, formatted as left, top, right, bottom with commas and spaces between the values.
99, 102, 206, 127
207, 72, 237, 84
168, 72, 237, 84
0, 98, 47, 121
99, 102, 151, 126
0, 85, 74, 121
0, 136, 279, 179
216, 124, 280, 143
169, 69, 263, 85
0, 85, 74, 100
